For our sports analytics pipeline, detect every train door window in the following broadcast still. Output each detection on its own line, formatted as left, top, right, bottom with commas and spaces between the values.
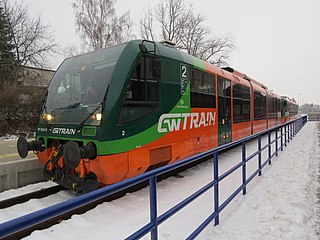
254, 90, 266, 120
218, 77, 232, 145
119, 56, 161, 122
218, 77, 231, 124
190, 69, 216, 108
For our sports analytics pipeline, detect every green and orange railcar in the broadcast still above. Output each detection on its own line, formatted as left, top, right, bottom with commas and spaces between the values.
17, 40, 298, 192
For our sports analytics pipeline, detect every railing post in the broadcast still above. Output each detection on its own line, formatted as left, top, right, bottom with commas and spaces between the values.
149, 176, 158, 240
281, 126, 283, 151
288, 123, 291, 140
258, 135, 262, 176
292, 122, 294, 138
268, 131, 271, 165
213, 151, 219, 225
284, 124, 287, 146
275, 128, 278, 157
242, 142, 247, 195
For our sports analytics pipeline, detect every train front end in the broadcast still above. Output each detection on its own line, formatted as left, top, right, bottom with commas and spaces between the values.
17, 44, 126, 193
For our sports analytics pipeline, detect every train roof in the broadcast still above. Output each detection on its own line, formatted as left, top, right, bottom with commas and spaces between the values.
150, 41, 270, 92
62, 39, 285, 98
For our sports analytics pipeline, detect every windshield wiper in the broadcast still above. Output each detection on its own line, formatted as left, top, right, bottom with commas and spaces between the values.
53, 102, 81, 112
39, 90, 49, 114
38, 90, 52, 127
65, 102, 81, 109
76, 102, 103, 131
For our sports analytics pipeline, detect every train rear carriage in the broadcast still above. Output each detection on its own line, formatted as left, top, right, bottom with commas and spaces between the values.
17, 40, 296, 192
267, 91, 281, 128
280, 96, 298, 122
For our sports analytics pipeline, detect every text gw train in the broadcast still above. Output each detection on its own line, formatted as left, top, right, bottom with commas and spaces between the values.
17, 39, 298, 192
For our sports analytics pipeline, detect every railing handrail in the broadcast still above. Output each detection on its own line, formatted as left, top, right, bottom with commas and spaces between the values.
0, 116, 307, 239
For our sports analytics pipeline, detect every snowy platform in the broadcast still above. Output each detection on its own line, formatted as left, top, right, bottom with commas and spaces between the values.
0, 158, 44, 192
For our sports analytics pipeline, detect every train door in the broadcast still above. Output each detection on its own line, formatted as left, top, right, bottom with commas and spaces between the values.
218, 77, 232, 145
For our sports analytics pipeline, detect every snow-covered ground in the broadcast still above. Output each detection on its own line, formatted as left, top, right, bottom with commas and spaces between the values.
201, 122, 320, 240
0, 122, 319, 239
0, 181, 74, 224
0, 134, 19, 141
0, 133, 34, 141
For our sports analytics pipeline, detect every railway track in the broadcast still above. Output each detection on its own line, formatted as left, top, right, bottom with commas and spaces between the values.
0, 133, 272, 239
0, 184, 144, 240
0, 185, 64, 209
2, 130, 280, 239
0, 153, 216, 240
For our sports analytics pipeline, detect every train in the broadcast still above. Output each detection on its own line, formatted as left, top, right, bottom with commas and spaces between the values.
17, 39, 298, 193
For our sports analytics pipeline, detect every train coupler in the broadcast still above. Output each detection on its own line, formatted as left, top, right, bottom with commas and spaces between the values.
44, 166, 101, 193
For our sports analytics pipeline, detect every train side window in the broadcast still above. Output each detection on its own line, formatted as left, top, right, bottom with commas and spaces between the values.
254, 90, 266, 120
119, 56, 160, 123
233, 84, 242, 123
233, 84, 250, 123
190, 69, 216, 108
268, 96, 278, 119
242, 86, 251, 121
268, 97, 273, 119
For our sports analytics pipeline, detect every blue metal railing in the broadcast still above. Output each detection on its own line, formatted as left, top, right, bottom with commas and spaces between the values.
0, 115, 307, 239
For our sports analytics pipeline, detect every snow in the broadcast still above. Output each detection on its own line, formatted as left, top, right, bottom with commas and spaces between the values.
0, 133, 35, 141
0, 188, 75, 225
0, 181, 57, 202
0, 122, 319, 239
201, 122, 320, 240
0, 135, 19, 142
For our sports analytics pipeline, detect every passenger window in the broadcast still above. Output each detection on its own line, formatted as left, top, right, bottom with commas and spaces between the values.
119, 56, 160, 122
254, 90, 266, 120
190, 69, 216, 108
268, 97, 277, 119
233, 84, 250, 123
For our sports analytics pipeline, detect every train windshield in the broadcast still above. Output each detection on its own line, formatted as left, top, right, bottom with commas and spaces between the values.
40, 44, 125, 125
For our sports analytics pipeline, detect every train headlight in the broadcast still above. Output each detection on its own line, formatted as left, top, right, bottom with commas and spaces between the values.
46, 114, 53, 121
90, 112, 102, 123
41, 114, 54, 122
95, 113, 102, 121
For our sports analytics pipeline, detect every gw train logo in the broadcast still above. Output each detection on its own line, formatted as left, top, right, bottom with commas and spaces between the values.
157, 112, 216, 133
51, 128, 77, 135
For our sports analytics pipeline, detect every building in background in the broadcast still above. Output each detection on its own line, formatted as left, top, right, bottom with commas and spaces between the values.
19, 66, 55, 88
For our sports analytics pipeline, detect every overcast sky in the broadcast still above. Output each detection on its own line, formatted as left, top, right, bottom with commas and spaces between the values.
24, 0, 320, 105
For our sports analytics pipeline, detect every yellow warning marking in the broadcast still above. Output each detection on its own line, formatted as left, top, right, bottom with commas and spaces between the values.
0, 153, 19, 159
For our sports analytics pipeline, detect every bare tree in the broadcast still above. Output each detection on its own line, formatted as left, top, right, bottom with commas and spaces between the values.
0, 2, 16, 84
140, 0, 235, 66
140, 0, 190, 45
0, 0, 57, 135
2, 0, 57, 73
140, 9, 155, 41
73, 0, 132, 50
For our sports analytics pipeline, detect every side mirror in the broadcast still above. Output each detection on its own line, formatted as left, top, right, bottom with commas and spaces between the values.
139, 44, 148, 53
